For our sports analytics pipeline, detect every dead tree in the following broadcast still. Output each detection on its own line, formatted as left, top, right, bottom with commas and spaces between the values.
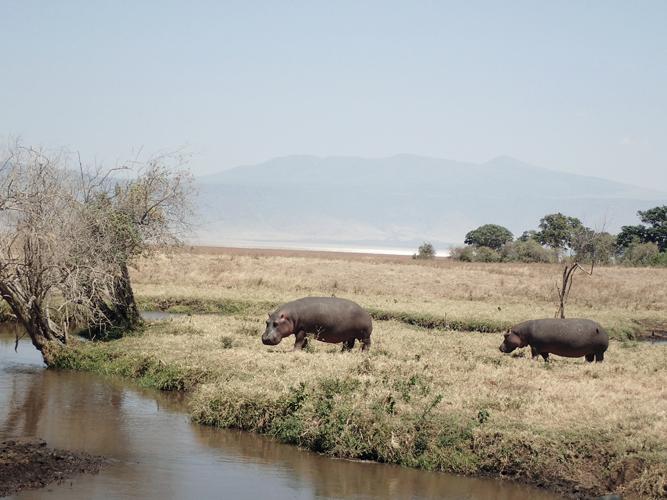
554, 261, 594, 319
0, 144, 193, 362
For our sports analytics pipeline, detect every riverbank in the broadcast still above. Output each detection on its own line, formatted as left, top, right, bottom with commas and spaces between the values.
37, 249, 667, 497
0, 438, 103, 496
52, 312, 667, 498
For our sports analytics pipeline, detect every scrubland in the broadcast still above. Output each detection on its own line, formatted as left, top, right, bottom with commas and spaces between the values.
52, 248, 667, 498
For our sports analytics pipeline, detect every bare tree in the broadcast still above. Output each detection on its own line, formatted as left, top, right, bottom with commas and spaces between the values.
0, 146, 78, 361
0, 143, 194, 362
554, 262, 593, 319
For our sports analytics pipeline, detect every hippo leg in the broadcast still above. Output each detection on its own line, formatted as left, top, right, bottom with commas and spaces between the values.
530, 346, 540, 361
293, 330, 308, 351
540, 352, 549, 362
594, 351, 605, 362
585, 353, 595, 363
360, 336, 371, 352
342, 338, 356, 352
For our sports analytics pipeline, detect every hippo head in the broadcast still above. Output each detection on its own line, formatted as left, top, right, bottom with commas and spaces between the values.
261, 312, 294, 346
499, 330, 526, 353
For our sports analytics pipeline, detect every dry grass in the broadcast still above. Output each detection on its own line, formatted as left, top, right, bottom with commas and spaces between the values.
55, 313, 667, 498
131, 250, 667, 337
50, 248, 667, 498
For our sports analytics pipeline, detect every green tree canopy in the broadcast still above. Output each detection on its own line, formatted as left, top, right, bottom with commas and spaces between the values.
464, 224, 514, 250
518, 230, 539, 242
617, 205, 667, 252
536, 213, 583, 250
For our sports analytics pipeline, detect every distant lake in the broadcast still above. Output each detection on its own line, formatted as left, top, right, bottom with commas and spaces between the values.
189, 239, 453, 257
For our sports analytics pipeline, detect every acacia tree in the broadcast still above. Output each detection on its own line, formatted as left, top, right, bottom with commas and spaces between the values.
464, 224, 513, 250
0, 145, 193, 362
536, 213, 583, 254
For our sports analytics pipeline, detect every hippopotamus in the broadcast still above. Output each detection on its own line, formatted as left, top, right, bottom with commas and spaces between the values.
499, 318, 609, 362
262, 297, 373, 351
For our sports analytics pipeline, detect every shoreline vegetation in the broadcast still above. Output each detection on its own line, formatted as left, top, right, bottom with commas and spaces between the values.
10, 247, 667, 498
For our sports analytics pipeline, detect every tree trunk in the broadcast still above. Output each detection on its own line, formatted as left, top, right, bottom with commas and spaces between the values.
111, 263, 141, 329
0, 283, 65, 366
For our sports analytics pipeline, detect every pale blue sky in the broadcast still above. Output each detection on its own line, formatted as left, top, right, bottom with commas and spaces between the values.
1, 1, 666, 190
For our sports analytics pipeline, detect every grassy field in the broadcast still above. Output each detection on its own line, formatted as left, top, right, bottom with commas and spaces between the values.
52, 248, 667, 498
132, 248, 667, 339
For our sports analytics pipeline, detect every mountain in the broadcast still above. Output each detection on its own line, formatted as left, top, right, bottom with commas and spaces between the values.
193, 155, 666, 250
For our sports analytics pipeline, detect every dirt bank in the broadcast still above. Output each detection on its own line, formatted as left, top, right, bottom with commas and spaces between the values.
0, 438, 104, 496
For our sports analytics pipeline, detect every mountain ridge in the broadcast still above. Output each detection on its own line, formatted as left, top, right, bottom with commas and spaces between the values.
194, 155, 666, 248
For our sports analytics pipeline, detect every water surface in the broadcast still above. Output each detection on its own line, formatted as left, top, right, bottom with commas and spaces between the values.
0, 324, 560, 500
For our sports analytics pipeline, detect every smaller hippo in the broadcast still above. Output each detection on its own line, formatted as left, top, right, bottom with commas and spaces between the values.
262, 297, 372, 351
499, 318, 609, 362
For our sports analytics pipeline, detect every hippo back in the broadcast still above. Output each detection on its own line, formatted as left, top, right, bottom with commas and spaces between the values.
526, 318, 609, 354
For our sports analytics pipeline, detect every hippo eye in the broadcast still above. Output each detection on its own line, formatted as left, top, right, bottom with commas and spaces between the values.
272, 321, 278, 328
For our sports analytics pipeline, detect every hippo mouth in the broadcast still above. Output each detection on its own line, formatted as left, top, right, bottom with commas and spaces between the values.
262, 335, 282, 346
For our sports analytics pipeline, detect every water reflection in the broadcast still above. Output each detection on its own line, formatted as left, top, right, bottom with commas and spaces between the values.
0, 326, 560, 500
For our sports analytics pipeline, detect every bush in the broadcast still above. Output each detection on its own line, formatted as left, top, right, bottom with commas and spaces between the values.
620, 242, 667, 267
652, 251, 667, 267
413, 242, 436, 260
448, 246, 474, 262
449, 246, 500, 262
500, 240, 557, 263
474, 246, 501, 262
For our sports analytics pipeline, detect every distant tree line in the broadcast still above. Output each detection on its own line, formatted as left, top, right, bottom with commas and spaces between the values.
449, 206, 667, 266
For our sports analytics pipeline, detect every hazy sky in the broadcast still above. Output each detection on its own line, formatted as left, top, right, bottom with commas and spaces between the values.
2, 1, 666, 190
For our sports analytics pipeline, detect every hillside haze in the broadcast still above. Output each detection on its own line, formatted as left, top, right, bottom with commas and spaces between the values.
195, 155, 666, 250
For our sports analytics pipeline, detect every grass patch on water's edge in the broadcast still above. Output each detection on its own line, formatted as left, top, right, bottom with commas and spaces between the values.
52, 342, 209, 391
49, 316, 667, 499
136, 295, 650, 340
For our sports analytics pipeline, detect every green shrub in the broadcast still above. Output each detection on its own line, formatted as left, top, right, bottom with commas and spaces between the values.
474, 246, 501, 262
449, 246, 500, 263
449, 246, 474, 262
500, 240, 556, 263
651, 251, 667, 267
621, 242, 660, 267
413, 242, 436, 260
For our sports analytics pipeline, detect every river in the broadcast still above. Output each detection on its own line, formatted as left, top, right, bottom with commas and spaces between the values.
0, 323, 560, 499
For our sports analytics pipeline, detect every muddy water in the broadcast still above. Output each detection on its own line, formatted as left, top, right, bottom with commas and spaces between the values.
0, 324, 561, 500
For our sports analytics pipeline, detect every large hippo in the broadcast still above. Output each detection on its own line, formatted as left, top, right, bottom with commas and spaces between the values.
262, 297, 373, 351
499, 318, 609, 362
